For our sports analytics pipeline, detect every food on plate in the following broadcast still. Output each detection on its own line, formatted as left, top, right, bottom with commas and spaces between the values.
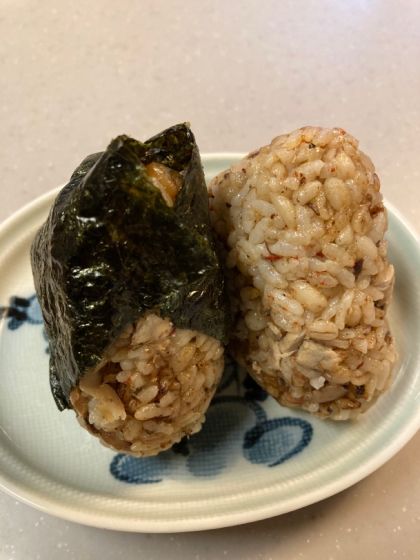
209, 126, 397, 420
31, 123, 229, 456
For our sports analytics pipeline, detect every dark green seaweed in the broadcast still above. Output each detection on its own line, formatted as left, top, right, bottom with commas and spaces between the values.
31, 124, 230, 411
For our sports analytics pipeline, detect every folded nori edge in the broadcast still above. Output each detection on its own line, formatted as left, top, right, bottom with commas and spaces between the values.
31, 124, 230, 410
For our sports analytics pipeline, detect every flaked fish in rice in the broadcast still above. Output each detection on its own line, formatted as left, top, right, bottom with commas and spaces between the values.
209, 126, 397, 420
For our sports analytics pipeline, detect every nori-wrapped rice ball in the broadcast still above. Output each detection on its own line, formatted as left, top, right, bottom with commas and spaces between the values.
209, 127, 397, 420
31, 124, 230, 456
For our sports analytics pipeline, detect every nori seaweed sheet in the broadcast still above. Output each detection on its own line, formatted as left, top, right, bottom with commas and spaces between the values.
31, 124, 230, 411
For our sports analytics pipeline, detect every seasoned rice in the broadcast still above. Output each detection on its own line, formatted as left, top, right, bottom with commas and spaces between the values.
70, 311, 224, 455
209, 126, 397, 420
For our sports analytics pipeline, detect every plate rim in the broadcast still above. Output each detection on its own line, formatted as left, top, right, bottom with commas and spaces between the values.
0, 153, 419, 532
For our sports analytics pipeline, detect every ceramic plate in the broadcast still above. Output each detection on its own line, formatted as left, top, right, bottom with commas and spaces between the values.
0, 154, 419, 533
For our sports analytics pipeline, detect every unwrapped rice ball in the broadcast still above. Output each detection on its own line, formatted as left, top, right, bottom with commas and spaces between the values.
209, 126, 397, 420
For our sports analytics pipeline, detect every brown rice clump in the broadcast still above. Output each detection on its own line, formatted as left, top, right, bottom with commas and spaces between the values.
209, 127, 397, 420
70, 313, 224, 457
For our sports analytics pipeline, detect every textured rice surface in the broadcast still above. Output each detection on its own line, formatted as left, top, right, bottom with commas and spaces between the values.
209, 127, 397, 420
70, 312, 224, 456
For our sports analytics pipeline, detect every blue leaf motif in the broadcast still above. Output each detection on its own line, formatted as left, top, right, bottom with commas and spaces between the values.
186, 399, 255, 477
243, 417, 313, 467
0, 294, 44, 330
110, 451, 176, 484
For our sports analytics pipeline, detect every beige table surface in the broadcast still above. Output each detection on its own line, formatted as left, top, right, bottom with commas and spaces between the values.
1, 1, 420, 558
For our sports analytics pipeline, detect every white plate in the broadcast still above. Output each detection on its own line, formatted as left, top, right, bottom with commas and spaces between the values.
0, 154, 419, 533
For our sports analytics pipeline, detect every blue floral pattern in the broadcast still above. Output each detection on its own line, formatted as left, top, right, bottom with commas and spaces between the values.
0, 294, 43, 329
0, 294, 49, 352
0, 294, 314, 484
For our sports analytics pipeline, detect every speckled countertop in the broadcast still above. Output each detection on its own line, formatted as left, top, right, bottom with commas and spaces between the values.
1, 1, 420, 558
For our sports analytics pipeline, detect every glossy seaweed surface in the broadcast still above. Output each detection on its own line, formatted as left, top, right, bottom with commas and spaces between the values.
31, 124, 230, 410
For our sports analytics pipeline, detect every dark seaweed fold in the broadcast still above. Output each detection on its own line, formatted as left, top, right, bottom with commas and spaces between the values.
31, 124, 230, 410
